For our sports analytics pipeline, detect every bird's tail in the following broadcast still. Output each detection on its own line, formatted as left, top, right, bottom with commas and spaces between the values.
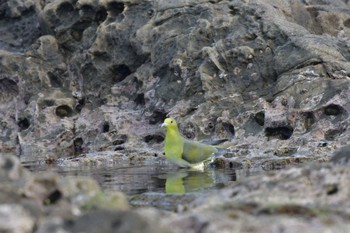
213, 148, 231, 157
201, 138, 229, 146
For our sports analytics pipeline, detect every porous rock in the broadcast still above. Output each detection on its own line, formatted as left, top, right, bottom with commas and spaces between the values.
0, 0, 350, 185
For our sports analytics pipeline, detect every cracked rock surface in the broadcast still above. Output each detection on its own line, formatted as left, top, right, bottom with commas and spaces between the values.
2, 0, 350, 231
1, 0, 350, 165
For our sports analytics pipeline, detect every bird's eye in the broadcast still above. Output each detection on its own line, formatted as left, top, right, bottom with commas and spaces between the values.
170, 121, 173, 124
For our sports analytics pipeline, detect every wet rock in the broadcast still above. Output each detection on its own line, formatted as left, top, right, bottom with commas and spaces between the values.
60, 176, 101, 199
35, 217, 69, 233
23, 172, 62, 205
67, 209, 169, 233
0, 204, 35, 233
82, 192, 130, 210
160, 164, 350, 233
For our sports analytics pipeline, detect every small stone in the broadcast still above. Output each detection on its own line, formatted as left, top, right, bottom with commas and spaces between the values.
0, 204, 35, 233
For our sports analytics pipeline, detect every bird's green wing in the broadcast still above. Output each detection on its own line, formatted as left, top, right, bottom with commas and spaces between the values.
182, 139, 218, 164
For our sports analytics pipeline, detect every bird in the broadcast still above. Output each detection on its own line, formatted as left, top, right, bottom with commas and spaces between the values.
161, 117, 227, 168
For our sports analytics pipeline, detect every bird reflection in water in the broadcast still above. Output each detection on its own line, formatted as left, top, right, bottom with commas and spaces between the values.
164, 168, 236, 194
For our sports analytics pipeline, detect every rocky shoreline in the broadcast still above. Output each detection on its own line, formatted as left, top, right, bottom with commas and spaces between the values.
1, 0, 350, 231
1, 154, 350, 233
1, 0, 350, 163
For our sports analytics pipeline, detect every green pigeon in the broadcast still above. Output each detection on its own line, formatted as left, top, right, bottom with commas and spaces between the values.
161, 118, 226, 168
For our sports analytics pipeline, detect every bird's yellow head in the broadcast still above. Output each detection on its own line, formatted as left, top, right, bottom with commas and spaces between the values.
161, 118, 178, 129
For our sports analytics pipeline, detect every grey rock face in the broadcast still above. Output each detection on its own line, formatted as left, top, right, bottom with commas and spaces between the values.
0, 0, 350, 165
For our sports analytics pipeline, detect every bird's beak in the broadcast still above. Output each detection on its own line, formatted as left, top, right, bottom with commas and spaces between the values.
161, 123, 167, 128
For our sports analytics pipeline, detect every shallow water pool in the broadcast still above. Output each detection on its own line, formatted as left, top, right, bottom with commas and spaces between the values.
22, 160, 262, 195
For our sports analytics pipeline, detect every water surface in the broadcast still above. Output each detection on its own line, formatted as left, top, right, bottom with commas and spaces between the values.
22, 160, 262, 195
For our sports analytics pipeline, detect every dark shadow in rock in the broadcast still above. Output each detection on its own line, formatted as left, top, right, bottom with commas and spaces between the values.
134, 93, 145, 105
95, 8, 107, 23
102, 122, 110, 133
254, 111, 265, 126
74, 138, 84, 154
304, 112, 316, 131
18, 118, 30, 131
71, 20, 91, 41
325, 184, 338, 196
265, 126, 293, 140
114, 145, 125, 151
48, 71, 63, 88
75, 98, 85, 112
243, 115, 264, 136
79, 5, 95, 20
149, 110, 167, 125
57, 2, 75, 18
107, 1, 124, 17
111, 64, 131, 83
324, 129, 344, 141
222, 122, 235, 137
0, 78, 18, 103
144, 134, 164, 144
324, 104, 343, 116
44, 190, 62, 205
113, 135, 127, 145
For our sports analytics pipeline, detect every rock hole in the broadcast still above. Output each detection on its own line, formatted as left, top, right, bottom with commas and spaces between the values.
55, 105, 73, 118
0, 78, 19, 102
80, 5, 95, 19
107, 1, 124, 17
71, 20, 91, 41
304, 112, 315, 131
144, 134, 164, 144
47, 71, 63, 88
149, 110, 167, 125
325, 129, 343, 141
111, 64, 131, 83
113, 135, 127, 145
44, 190, 62, 205
147, 9, 154, 17
324, 104, 343, 116
18, 118, 30, 131
134, 93, 145, 105
74, 138, 84, 154
318, 142, 328, 147
344, 18, 350, 28
44, 99, 55, 107
265, 126, 293, 140
183, 122, 196, 139
222, 122, 235, 136
114, 145, 125, 151
254, 111, 265, 126
57, 2, 74, 17
326, 184, 338, 195
229, 5, 239, 15
102, 122, 110, 133
204, 120, 216, 134
75, 98, 85, 112
95, 8, 107, 23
